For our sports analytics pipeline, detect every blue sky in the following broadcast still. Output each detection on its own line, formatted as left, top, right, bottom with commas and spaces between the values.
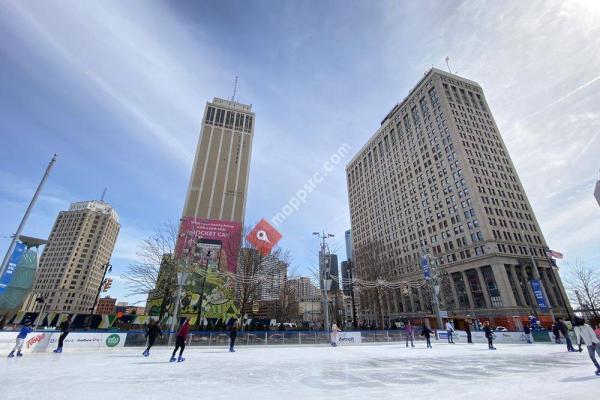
1, 0, 599, 305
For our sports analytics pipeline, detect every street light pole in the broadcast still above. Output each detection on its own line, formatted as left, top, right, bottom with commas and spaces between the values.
88, 262, 112, 329
169, 265, 190, 346
313, 231, 334, 332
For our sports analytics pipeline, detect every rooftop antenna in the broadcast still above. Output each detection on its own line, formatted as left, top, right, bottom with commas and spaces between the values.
230, 75, 238, 102
445, 56, 452, 74
100, 187, 107, 202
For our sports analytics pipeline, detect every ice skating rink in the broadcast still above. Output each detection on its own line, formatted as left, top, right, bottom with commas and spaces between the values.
2, 343, 597, 399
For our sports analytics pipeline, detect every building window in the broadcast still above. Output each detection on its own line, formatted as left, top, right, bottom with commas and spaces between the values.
481, 266, 503, 308
465, 269, 486, 308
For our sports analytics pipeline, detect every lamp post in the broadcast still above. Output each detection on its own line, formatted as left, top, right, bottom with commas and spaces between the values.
196, 250, 212, 329
313, 231, 334, 331
88, 262, 112, 329
347, 261, 358, 328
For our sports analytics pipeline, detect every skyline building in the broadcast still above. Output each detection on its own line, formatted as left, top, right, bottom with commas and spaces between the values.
344, 229, 353, 261
22, 201, 120, 314
346, 68, 570, 328
319, 252, 339, 292
182, 97, 255, 224
258, 254, 288, 301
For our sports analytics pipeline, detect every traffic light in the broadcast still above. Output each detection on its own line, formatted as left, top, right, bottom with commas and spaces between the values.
102, 278, 113, 292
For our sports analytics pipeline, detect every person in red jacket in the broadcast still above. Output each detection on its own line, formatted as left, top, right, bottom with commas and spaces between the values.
170, 317, 190, 363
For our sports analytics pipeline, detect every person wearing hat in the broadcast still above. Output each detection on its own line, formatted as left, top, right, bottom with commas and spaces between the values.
573, 317, 600, 376
8, 319, 33, 358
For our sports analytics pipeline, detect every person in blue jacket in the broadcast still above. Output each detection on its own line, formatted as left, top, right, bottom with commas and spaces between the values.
8, 319, 33, 358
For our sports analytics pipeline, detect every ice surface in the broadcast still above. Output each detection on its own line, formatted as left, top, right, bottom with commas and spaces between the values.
2, 343, 598, 399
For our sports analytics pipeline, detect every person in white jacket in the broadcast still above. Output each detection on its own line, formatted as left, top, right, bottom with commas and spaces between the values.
445, 321, 455, 344
330, 323, 341, 347
573, 317, 600, 376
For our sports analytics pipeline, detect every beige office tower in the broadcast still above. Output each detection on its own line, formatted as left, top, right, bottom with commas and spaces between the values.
182, 98, 254, 223
22, 201, 120, 313
346, 68, 571, 328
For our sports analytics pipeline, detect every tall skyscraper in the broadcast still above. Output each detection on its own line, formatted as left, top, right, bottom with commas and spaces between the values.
344, 229, 353, 261
22, 201, 120, 313
346, 68, 570, 327
182, 97, 255, 224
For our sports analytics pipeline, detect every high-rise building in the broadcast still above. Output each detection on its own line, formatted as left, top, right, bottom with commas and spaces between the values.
21, 201, 120, 314
259, 255, 288, 301
346, 68, 570, 328
288, 277, 319, 300
182, 97, 255, 224
344, 229, 353, 261
594, 178, 600, 207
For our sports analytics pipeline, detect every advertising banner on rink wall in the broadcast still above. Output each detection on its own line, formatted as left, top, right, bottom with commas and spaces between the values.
337, 332, 362, 345
0, 332, 126, 353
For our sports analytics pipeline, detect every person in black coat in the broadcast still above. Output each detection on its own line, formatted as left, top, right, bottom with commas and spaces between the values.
483, 321, 496, 350
53, 317, 71, 353
143, 320, 163, 357
465, 316, 473, 344
552, 323, 561, 344
420, 324, 432, 348
229, 325, 238, 352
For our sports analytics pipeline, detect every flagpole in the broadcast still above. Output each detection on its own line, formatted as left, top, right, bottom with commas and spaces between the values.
545, 251, 572, 322
0, 154, 57, 278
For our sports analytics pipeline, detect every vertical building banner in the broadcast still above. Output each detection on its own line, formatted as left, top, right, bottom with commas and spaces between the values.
174, 218, 242, 324
530, 279, 549, 310
0, 242, 26, 294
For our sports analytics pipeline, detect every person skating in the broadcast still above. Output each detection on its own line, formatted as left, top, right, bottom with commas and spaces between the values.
229, 325, 237, 352
483, 321, 496, 350
465, 316, 473, 344
556, 318, 576, 352
143, 320, 163, 357
170, 317, 189, 363
445, 320, 455, 344
573, 317, 600, 376
330, 323, 341, 347
552, 323, 561, 344
53, 317, 71, 353
420, 324, 432, 348
8, 319, 32, 358
405, 321, 415, 348
523, 323, 533, 344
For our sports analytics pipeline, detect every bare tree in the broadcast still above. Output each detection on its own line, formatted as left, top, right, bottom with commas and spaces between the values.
565, 260, 600, 319
121, 222, 178, 320
353, 239, 394, 329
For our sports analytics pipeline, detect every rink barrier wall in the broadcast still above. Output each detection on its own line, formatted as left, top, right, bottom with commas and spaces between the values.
0, 331, 127, 353
1, 329, 551, 352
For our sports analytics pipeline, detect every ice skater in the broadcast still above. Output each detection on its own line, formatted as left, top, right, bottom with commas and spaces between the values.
420, 324, 432, 348
523, 323, 533, 344
573, 317, 600, 376
53, 317, 71, 353
552, 323, 561, 344
556, 318, 576, 352
483, 321, 496, 350
330, 323, 341, 347
8, 319, 32, 358
170, 317, 189, 363
143, 319, 162, 357
465, 316, 473, 344
405, 321, 415, 348
445, 320, 455, 344
229, 325, 237, 352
